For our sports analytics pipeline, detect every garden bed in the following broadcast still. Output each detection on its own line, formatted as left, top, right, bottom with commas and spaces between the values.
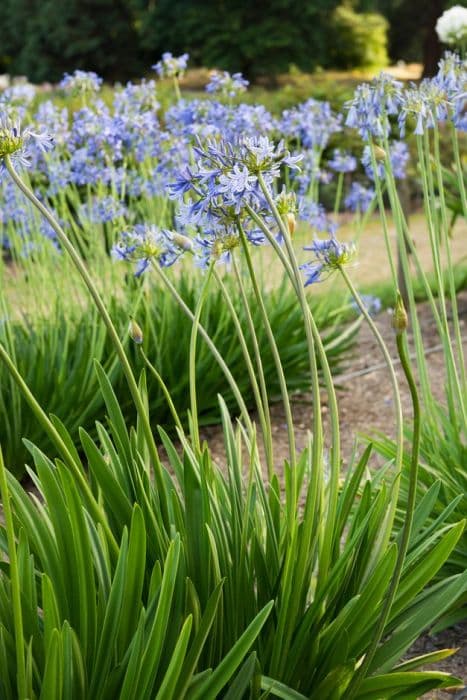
195, 292, 467, 697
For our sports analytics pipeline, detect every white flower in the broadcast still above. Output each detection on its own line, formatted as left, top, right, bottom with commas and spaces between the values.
436, 5, 467, 46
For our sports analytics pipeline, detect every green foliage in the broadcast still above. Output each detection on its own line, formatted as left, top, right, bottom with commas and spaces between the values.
0, 266, 357, 476
331, 5, 389, 69
371, 402, 467, 624
0, 0, 143, 81
0, 0, 393, 81
138, 0, 341, 78
0, 380, 464, 697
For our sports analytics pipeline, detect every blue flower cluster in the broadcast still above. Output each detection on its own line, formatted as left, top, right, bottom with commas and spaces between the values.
59, 70, 103, 95
0, 51, 465, 272
112, 225, 184, 276
301, 237, 356, 286
153, 53, 189, 79
205, 71, 249, 98
345, 56, 466, 140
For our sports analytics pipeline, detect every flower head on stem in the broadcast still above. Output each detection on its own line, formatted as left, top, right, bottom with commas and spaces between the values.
301, 236, 356, 286
0, 114, 53, 170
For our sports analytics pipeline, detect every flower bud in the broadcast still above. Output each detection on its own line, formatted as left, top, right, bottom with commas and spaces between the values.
171, 232, 193, 251
373, 145, 387, 161
392, 293, 408, 334
286, 212, 296, 236
129, 318, 144, 344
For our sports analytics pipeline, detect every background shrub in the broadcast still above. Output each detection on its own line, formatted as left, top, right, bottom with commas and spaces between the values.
330, 5, 389, 69
0, 0, 452, 82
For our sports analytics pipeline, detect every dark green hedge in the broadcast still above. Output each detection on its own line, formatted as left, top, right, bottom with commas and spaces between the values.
0, 0, 449, 82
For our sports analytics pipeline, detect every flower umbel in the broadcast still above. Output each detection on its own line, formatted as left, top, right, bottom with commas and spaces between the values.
59, 70, 103, 95
0, 114, 53, 169
153, 53, 189, 79
436, 5, 467, 47
301, 236, 356, 285
112, 225, 183, 276
206, 71, 249, 98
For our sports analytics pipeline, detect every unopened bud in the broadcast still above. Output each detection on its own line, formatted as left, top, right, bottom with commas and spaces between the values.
373, 145, 387, 161
129, 317, 144, 344
392, 293, 408, 334
171, 232, 193, 251
286, 212, 296, 236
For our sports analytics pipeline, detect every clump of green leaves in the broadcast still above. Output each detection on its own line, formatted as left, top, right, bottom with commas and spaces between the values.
0, 370, 465, 698
0, 264, 357, 476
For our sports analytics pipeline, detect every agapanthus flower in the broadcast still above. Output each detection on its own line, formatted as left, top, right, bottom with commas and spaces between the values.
350, 294, 382, 316
168, 135, 301, 232
206, 71, 249, 98
34, 101, 70, 147
194, 229, 241, 267
398, 84, 431, 136
435, 52, 466, 94
153, 52, 189, 79
299, 199, 338, 236
0, 114, 53, 170
301, 236, 356, 285
345, 74, 403, 140
193, 222, 264, 268
436, 5, 467, 46
279, 99, 342, 149
275, 188, 298, 236
112, 225, 183, 276
1, 83, 36, 108
59, 70, 103, 95
240, 136, 303, 175
79, 195, 127, 224
328, 149, 357, 173
114, 80, 160, 115
362, 140, 409, 180
344, 182, 375, 212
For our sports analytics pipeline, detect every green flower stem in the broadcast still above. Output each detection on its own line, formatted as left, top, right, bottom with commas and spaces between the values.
256, 176, 325, 480
432, 125, 466, 394
173, 77, 182, 102
256, 173, 342, 673
450, 122, 467, 217
245, 198, 337, 537
379, 154, 432, 407
0, 341, 119, 556
257, 174, 346, 590
151, 261, 253, 432
189, 263, 214, 452
334, 171, 344, 216
338, 268, 404, 554
5, 155, 170, 529
139, 347, 184, 434
416, 137, 466, 422
0, 448, 27, 699
236, 223, 296, 474
369, 142, 398, 289
236, 217, 301, 678
347, 323, 421, 699
244, 203, 299, 293
214, 263, 274, 479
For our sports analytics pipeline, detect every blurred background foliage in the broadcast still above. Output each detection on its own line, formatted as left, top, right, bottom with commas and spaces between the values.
0, 0, 459, 83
